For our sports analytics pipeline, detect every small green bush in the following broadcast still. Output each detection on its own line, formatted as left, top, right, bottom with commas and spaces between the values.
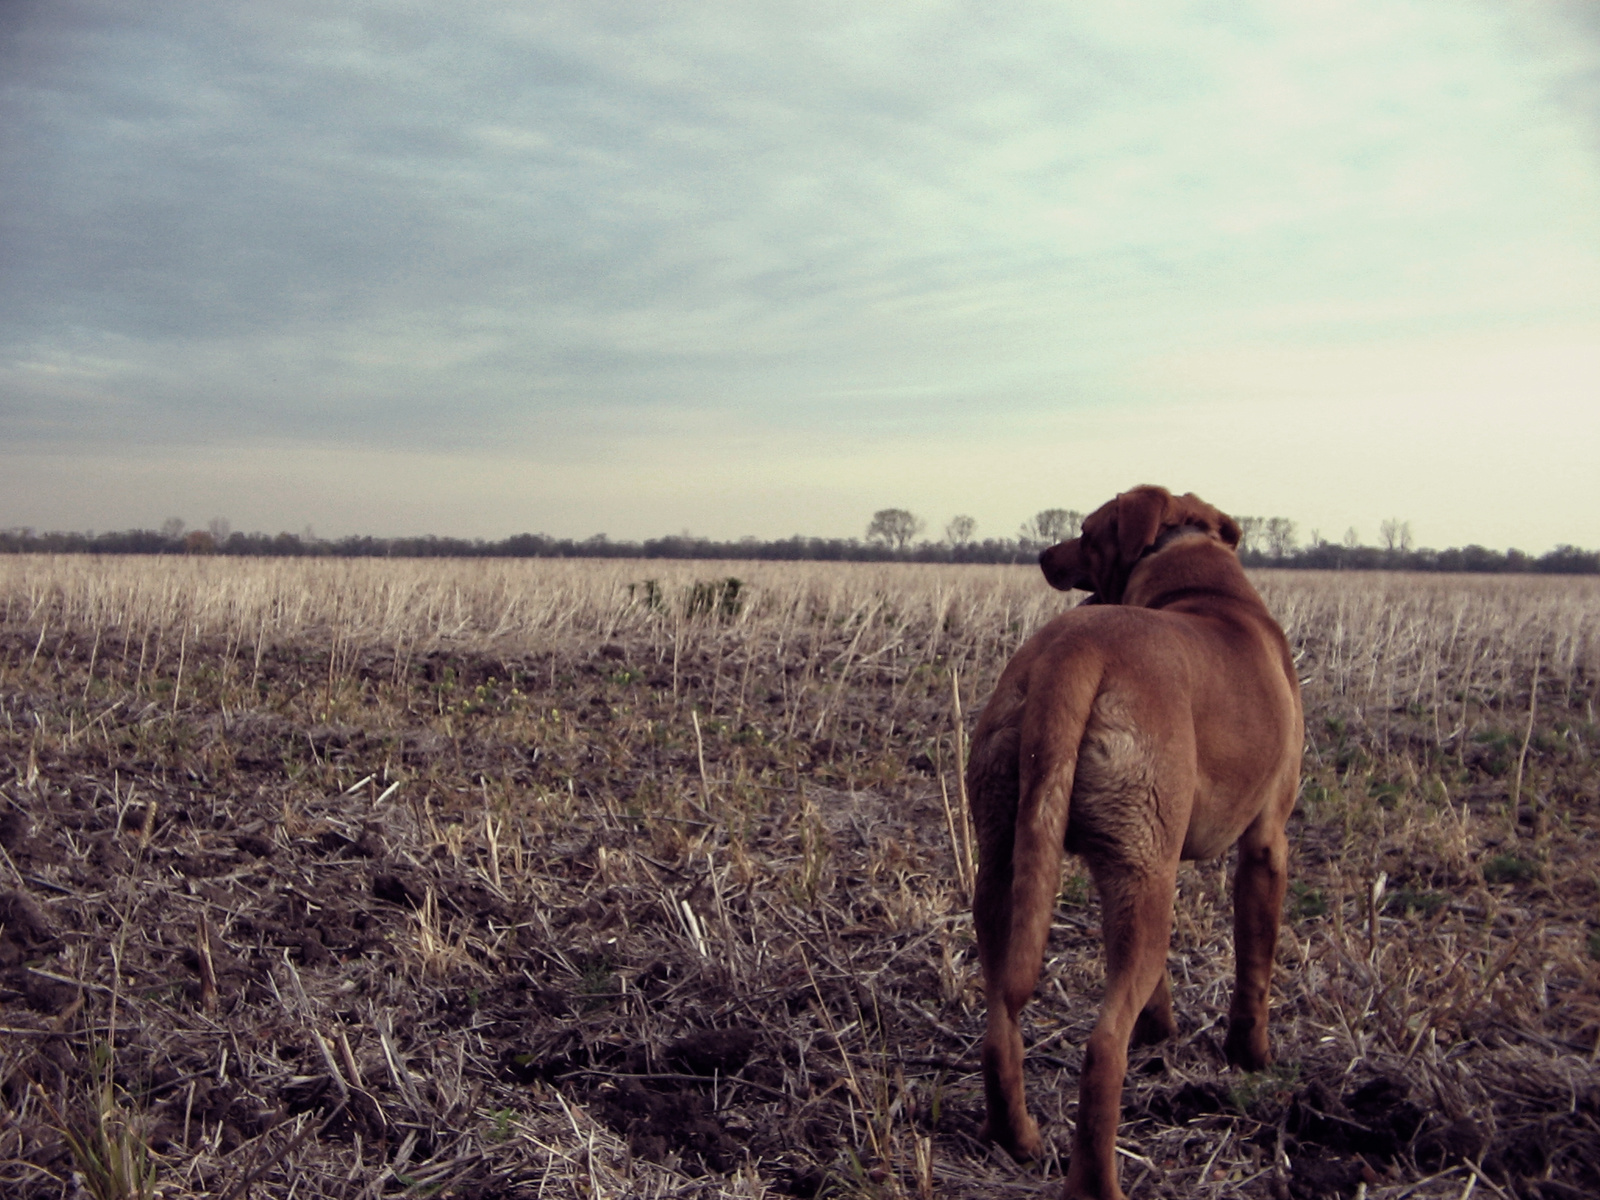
629, 579, 665, 611
686, 577, 744, 620
1228, 1063, 1301, 1115
1368, 781, 1405, 809
1288, 880, 1327, 920
1060, 872, 1090, 907
1482, 855, 1538, 886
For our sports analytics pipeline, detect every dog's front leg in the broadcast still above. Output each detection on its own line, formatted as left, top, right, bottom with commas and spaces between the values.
1223, 812, 1290, 1070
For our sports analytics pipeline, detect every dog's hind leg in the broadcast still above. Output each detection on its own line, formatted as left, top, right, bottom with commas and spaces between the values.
970, 726, 1048, 1160
1223, 802, 1291, 1070
1064, 858, 1179, 1200
972, 667, 1096, 1163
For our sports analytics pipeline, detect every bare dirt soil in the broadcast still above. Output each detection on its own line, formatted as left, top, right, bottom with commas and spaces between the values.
0, 563, 1597, 1199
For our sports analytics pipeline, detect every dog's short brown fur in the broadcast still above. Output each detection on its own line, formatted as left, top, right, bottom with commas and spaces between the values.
968, 486, 1303, 1200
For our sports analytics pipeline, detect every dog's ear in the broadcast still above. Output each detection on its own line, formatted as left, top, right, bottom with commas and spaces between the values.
1039, 539, 1093, 592
1173, 492, 1241, 549
1115, 487, 1175, 565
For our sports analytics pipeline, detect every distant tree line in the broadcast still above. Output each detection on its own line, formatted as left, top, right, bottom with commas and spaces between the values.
0, 509, 1594, 574
1229, 514, 1598, 574
1238, 540, 1599, 574
0, 523, 1039, 564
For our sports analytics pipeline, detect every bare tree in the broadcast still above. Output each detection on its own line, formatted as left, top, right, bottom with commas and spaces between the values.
944, 515, 977, 546
866, 509, 924, 552
1019, 508, 1083, 549
1379, 518, 1413, 552
160, 517, 186, 542
208, 517, 232, 543
1236, 516, 1264, 554
1343, 527, 1361, 549
1264, 517, 1298, 558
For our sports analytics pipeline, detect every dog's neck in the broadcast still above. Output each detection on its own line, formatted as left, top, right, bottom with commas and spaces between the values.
1125, 527, 1258, 611
1095, 527, 1206, 604
1139, 524, 1206, 560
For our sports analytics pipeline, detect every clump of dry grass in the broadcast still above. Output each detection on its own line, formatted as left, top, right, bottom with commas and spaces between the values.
0, 557, 1596, 1199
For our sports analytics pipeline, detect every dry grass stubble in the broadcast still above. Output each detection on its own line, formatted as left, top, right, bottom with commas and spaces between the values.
0, 557, 1596, 1199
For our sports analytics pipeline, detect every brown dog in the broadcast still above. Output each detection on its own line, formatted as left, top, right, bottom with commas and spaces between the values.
967, 486, 1303, 1200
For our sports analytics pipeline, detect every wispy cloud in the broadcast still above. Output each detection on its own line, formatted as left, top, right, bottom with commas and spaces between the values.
2, 1, 1598, 545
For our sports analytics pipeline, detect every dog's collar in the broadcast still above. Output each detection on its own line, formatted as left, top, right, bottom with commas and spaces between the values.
1139, 524, 1205, 561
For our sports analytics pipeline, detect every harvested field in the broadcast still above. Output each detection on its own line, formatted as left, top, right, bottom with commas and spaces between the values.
0, 556, 1597, 1200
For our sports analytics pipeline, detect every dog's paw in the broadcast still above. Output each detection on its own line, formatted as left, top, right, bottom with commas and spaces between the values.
981, 1113, 1043, 1161
1223, 1019, 1270, 1071
1062, 1154, 1127, 1200
1130, 1008, 1176, 1048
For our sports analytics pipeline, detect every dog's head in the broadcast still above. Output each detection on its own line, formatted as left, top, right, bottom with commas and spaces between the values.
1038, 485, 1241, 602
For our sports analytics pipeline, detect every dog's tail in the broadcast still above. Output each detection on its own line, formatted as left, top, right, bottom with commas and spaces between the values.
995, 664, 1102, 1010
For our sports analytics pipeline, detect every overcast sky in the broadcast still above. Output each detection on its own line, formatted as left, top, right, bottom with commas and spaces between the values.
3, 1, 1598, 550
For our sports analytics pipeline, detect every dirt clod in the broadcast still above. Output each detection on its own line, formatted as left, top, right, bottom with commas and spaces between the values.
663, 1027, 760, 1076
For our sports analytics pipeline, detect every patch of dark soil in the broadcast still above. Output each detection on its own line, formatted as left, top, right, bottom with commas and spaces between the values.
1142, 1080, 1230, 1124
2, 967, 76, 1013
778, 1163, 827, 1198
1288, 1143, 1377, 1199
1343, 1076, 1425, 1154
158, 1078, 279, 1152
373, 872, 424, 908
439, 879, 509, 922
173, 851, 236, 878
1414, 1116, 1487, 1171
663, 1027, 760, 1076
589, 1078, 742, 1174
448, 1185, 542, 1200
500, 1028, 634, 1084
0, 891, 59, 965
1278, 1068, 1560, 1200
234, 831, 276, 857
1482, 1113, 1596, 1189
0, 807, 31, 850
1286, 1076, 1424, 1164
